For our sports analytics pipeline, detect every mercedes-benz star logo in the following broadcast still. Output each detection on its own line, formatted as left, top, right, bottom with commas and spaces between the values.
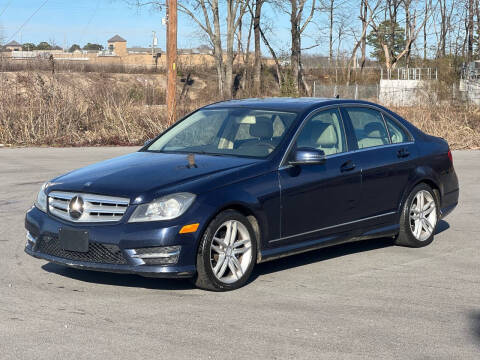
68, 195, 84, 220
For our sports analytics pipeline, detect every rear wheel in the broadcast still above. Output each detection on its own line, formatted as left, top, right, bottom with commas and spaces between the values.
193, 210, 257, 291
395, 183, 439, 247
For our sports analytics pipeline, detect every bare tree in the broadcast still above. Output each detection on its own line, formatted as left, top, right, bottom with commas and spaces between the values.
346, 0, 381, 85
433, 0, 455, 58
251, 0, 265, 93
476, 0, 480, 57
258, 23, 285, 86
360, 0, 369, 69
403, 0, 413, 66
135, 0, 247, 98
327, 0, 335, 63
277, 0, 316, 94
237, 12, 254, 90
467, 0, 474, 60
370, 0, 434, 69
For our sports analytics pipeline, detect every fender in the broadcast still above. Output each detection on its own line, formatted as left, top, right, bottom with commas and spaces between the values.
396, 164, 442, 218
195, 175, 279, 254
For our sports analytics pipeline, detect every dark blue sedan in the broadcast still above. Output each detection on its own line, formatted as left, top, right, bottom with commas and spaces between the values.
25, 98, 459, 291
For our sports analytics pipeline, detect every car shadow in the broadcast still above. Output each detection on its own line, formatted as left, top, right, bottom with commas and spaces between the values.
42, 239, 394, 290
41, 222, 450, 290
251, 220, 451, 282
41, 263, 195, 291
435, 220, 450, 235
250, 237, 396, 282
469, 311, 480, 344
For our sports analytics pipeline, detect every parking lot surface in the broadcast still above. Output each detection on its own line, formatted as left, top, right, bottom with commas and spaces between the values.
0, 147, 478, 359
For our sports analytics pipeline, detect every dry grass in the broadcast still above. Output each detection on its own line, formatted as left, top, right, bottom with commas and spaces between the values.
0, 71, 169, 146
393, 104, 480, 150
0, 66, 479, 149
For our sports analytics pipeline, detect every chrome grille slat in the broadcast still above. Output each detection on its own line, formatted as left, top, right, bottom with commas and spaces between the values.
48, 191, 130, 223
83, 197, 129, 205
49, 193, 72, 200
49, 199, 69, 210
84, 206, 126, 214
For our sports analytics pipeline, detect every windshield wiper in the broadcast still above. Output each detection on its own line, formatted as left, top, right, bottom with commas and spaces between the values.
147, 149, 228, 157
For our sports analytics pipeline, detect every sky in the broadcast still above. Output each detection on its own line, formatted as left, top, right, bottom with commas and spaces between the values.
0, 0, 298, 52
0, 0, 200, 50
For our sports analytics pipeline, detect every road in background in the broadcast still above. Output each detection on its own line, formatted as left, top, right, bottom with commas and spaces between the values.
0, 147, 478, 359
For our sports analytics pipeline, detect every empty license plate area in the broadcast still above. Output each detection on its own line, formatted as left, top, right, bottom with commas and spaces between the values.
58, 228, 89, 252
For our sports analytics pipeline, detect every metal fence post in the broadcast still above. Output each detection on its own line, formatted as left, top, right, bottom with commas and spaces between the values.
355, 84, 358, 100
313, 81, 316, 97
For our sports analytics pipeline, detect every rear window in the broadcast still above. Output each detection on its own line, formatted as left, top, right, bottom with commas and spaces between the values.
384, 116, 410, 144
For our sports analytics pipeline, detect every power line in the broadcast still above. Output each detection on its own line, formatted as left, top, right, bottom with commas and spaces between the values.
0, 0, 13, 18
6, 0, 49, 43
79, 1, 100, 45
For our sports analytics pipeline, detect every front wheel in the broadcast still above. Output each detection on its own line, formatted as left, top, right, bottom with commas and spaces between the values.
395, 183, 439, 248
193, 210, 257, 291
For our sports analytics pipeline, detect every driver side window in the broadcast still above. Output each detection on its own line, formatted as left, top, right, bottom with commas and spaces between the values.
295, 108, 347, 156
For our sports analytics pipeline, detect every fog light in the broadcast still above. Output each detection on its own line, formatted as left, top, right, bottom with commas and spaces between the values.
26, 231, 37, 246
130, 246, 181, 265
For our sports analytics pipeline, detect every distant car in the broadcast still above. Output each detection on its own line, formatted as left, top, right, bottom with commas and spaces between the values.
25, 98, 459, 291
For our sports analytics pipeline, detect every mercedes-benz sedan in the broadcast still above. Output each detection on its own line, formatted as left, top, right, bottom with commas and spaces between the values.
25, 98, 459, 291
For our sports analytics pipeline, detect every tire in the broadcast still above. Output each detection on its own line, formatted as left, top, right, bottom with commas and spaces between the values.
192, 210, 257, 291
395, 183, 440, 248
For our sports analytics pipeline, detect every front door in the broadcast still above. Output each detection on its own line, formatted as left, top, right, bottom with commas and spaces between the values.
277, 107, 362, 244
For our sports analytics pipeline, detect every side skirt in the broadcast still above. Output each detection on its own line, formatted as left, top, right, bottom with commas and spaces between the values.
258, 223, 399, 263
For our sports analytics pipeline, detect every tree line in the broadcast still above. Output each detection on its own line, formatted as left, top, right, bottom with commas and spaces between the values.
140, 0, 476, 98
3, 42, 104, 52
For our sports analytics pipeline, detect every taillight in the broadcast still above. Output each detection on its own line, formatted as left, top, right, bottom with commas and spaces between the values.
447, 149, 453, 164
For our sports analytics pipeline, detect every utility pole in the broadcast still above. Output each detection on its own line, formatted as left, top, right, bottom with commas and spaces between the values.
166, 0, 177, 124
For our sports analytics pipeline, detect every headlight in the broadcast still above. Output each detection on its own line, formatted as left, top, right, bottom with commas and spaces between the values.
35, 182, 48, 213
128, 193, 196, 222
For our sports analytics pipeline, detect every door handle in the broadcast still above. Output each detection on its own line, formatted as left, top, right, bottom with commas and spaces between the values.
397, 148, 410, 158
341, 160, 356, 172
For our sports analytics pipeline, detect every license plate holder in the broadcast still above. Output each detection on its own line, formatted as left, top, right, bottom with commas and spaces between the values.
59, 228, 89, 253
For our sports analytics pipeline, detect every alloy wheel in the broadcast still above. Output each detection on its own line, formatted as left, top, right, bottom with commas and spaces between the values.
409, 190, 437, 241
210, 220, 253, 284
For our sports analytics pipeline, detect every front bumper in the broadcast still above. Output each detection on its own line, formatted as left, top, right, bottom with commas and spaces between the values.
24, 206, 199, 278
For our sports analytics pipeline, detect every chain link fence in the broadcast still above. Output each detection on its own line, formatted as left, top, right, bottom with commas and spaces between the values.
311, 81, 477, 106
312, 83, 379, 101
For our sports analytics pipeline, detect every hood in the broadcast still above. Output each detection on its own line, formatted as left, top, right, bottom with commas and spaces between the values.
48, 151, 261, 201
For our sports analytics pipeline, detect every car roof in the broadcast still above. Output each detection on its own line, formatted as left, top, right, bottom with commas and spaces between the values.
204, 97, 381, 114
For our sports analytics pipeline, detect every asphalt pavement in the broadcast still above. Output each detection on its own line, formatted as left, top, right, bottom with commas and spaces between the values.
0, 147, 478, 359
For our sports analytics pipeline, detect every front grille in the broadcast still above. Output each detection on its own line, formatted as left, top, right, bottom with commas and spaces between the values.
37, 236, 127, 265
48, 191, 129, 223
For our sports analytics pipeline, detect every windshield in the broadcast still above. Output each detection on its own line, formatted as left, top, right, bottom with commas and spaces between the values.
146, 108, 298, 158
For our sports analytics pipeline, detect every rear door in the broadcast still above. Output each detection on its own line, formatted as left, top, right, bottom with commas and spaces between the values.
342, 106, 417, 219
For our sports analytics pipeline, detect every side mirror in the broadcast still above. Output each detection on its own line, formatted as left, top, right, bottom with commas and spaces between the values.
289, 148, 326, 166
144, 139, 153, 147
